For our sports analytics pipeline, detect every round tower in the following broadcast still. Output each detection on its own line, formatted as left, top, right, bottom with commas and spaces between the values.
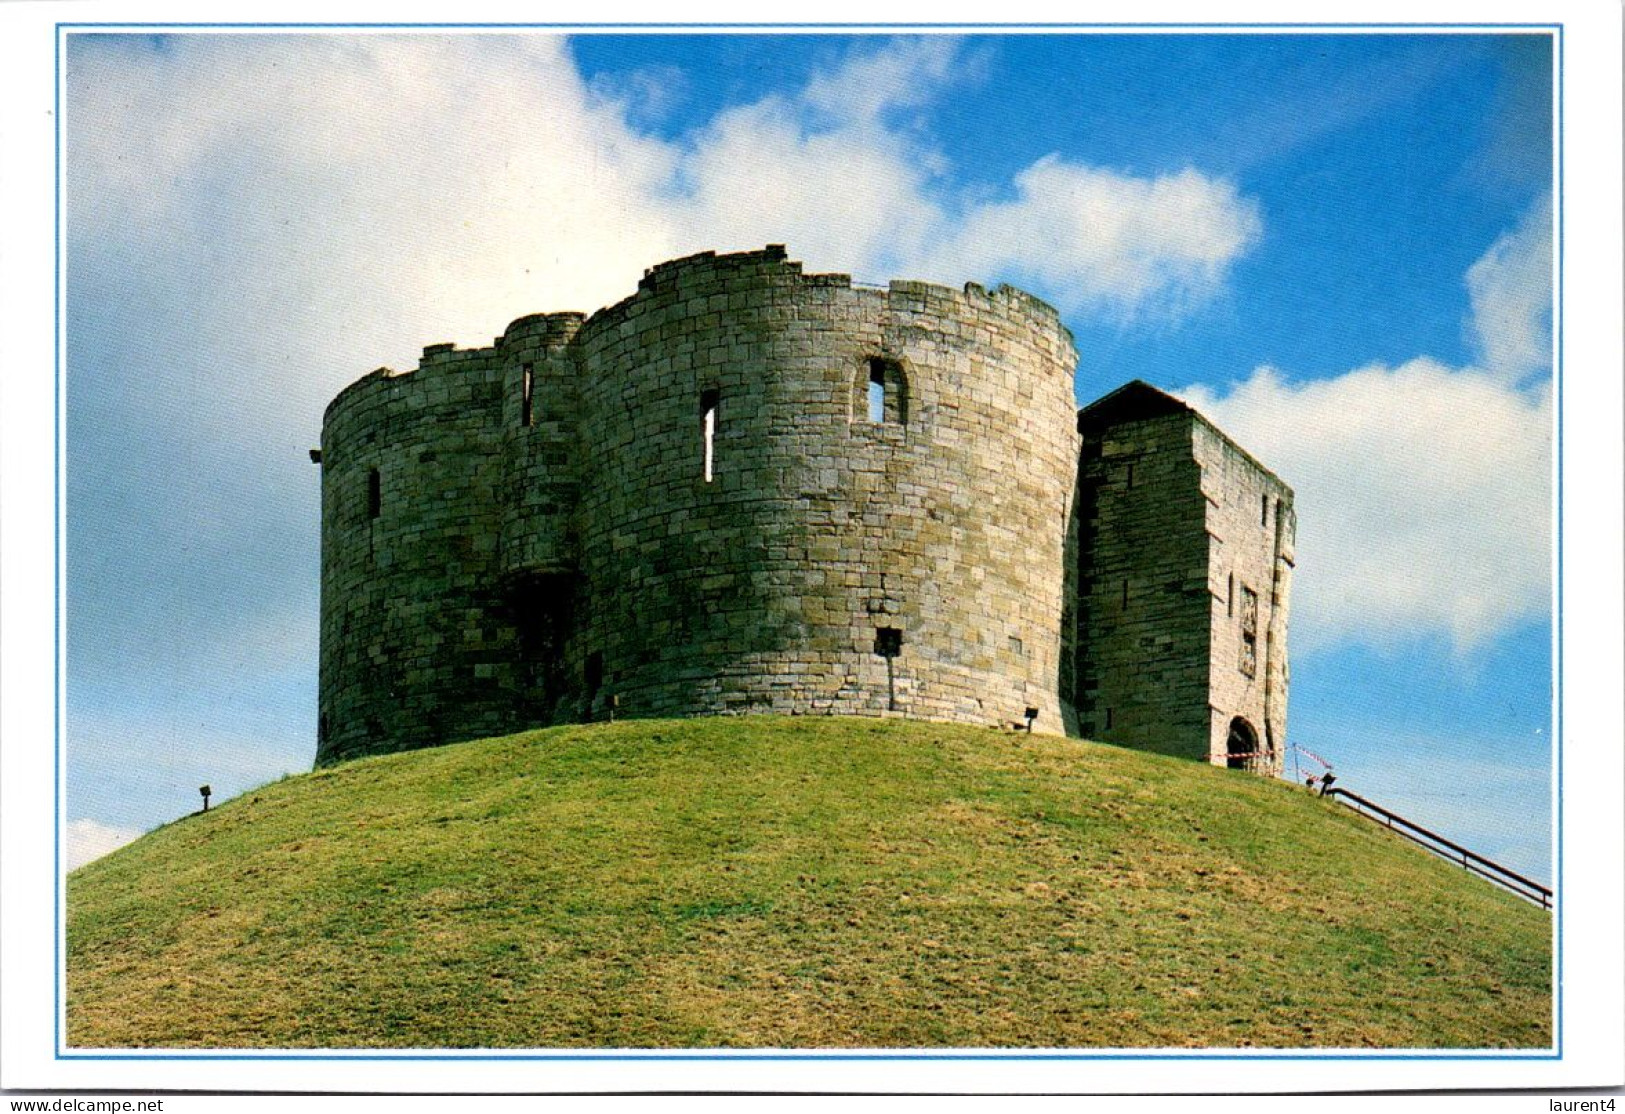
315, 342, 517, 764
316, 246, 1084, 766
564, 247, 1080, 731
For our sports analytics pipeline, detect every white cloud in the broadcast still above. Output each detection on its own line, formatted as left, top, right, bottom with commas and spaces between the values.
1182, 197, 1553, 653
919, 158, 1263, 318
799, 34, 971, 126
1466, 191, 1553, 385
70, 35, 681, 380
662, 77, 945, 282
65, 818, 143, 871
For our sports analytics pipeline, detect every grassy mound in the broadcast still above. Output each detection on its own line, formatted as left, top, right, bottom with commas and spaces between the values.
67, 717, 1550, 1049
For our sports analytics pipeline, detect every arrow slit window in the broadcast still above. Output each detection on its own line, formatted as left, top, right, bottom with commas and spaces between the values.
700, 388, 720, 482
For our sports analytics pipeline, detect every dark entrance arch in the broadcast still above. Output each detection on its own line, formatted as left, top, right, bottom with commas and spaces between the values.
1226, 716, 1259, 770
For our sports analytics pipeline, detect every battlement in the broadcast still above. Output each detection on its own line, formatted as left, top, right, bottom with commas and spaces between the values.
314, 246, 1291, 772
637, 244, 798, 290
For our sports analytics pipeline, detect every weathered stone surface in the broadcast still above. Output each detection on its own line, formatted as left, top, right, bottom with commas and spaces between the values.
315, 247, 1292, 772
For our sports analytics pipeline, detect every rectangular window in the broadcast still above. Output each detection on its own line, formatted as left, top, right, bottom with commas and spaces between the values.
1261, 493, 1269, 526
1227, 572, 1234, 617
868, 371, 886, 423
367, 468, 381, 520
521, 363, 534, 427
700, 388, 720, 482
874, 627, 903, 657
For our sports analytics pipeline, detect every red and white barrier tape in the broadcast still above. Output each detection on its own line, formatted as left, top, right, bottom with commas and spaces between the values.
1291, 743, 1335, 770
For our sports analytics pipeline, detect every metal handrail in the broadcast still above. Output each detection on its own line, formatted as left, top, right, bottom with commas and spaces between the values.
1323, 787, 1552, 910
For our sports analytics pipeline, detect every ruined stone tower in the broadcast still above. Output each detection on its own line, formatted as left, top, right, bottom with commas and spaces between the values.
314, 246, 1292, 774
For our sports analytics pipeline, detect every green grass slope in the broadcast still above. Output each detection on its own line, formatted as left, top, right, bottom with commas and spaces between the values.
67, 717, 1550, 1049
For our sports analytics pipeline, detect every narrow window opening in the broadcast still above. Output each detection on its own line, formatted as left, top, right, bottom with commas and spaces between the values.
1105, 707, 1114, 730
367, 468, 381, 520
318, 714, 328, 746
1227, 572, 1235, 617
700, 388, 720, 482
521, 363, 534, 428
1121, 579, 1129, 608
1126, 462, 1135, 488
1261, 493, 1269, 526
863, 358, 908, 425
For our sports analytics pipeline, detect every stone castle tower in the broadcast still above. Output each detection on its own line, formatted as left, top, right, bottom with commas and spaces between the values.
314, 246, 1294, 774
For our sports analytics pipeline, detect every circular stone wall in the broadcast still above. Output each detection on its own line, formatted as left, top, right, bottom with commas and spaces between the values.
566, 249, 1080, 731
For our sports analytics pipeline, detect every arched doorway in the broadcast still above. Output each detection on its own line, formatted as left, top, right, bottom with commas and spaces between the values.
1226, 716, 1258, 770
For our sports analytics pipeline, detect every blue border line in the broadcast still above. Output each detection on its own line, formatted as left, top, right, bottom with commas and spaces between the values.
53, 18, 63, 1064
52, 20, 1566, 1066
1553, 22, 1565, 1061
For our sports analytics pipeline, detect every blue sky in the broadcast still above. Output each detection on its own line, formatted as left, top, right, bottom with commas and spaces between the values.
62, 31, 1554, 883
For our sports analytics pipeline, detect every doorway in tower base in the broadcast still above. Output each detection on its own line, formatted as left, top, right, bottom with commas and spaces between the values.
1226, 716, 1260, 770
505, 571, 578, 727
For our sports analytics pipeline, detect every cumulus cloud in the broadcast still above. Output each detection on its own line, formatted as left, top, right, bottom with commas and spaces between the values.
798, 34, 973, 126
1182, 197, 1553, 653
919, 157, 1263, 318
69, 35, 681, 379
1466, 191, 1554, 385
661, 57, 948, 284
65, 818, 143, 871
